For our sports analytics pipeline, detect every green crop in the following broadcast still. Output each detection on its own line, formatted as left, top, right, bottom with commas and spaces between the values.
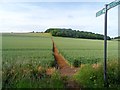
2, 33, 54, 67
2, 33, 64, 88
2, 33, 119, 88
53, 37, 118, 65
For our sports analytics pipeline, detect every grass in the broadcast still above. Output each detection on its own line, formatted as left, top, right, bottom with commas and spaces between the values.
73, 60, 120, 88
2, 33, 52, 49
2, 33, 119, 88
2, 33, 54, 67
2, 33, 65, 88
53, 37, 120, 88
53, 37, 118, 65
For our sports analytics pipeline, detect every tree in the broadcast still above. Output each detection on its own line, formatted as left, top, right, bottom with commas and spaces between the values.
45, 28, 111, 40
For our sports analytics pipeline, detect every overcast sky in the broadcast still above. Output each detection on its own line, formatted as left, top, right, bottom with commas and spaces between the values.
0, 1, 118, 37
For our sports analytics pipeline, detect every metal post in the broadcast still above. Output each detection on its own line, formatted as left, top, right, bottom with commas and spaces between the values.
104, 4, 108, 87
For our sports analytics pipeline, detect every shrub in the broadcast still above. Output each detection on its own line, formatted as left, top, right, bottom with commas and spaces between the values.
73, 61, 120, 88
107, 61, 120, 88
73, 64, 104, 88
73, 59, 81, 67
49, 60, 56, 67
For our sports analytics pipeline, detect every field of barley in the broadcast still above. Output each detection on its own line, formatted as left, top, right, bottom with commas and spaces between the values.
2, 33, 65, 88
53, 37, 118, 65
2, 33, 120, 88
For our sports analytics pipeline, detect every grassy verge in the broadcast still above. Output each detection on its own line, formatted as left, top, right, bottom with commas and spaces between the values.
73, 60, 120, 89
2, 66, 64, 88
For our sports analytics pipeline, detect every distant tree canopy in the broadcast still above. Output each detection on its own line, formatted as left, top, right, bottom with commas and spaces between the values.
45, 28, 111, 40
114, 36, 120, 39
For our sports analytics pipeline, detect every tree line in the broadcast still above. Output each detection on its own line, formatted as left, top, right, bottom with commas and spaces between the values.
45, 28, 111, 40
114, 36, 120, 39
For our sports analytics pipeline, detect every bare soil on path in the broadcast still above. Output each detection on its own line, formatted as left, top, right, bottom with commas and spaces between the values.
52, 38, 81, 89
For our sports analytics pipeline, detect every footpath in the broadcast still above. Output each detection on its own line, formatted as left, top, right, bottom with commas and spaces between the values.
52, 38, 81, 89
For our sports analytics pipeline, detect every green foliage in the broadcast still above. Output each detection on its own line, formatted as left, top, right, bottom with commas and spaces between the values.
73, 61, 120, 88
49, 60, 56, 67
73, 64, 104, 88
2, 33, 119, 88
73, 59, 81, 67
2, 33, 54, 67
2, 64, 64, 88
2, 33, 65, 88
50, 71, 64, 88
107, 61, 120, 88
45, 28, 111, 40
114, 36, 120, 39
2, 33, 59, 88
53, 37, 118, 65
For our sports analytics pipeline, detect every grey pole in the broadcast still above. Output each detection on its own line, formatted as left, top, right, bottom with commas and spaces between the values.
104, 4, 108, 87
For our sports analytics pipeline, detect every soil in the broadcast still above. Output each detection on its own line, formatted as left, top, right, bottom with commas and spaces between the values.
46, 67, 56, 75
51, 38, 81, 88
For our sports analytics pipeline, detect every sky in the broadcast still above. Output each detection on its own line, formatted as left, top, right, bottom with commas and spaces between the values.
0, 0, 118, 37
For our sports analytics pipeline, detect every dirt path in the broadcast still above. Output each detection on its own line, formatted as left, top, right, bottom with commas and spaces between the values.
52, 38, 81, 88
52, 38, 79, 76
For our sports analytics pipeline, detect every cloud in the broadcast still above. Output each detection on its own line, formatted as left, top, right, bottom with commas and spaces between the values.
0, 2, 118, 37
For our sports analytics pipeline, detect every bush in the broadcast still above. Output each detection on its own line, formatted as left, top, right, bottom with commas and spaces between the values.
73, 61, 120, 88
73, 59, 81, 67
107, 61, 120, 88
73, 64, 104, 88
49, 60, 56, 67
